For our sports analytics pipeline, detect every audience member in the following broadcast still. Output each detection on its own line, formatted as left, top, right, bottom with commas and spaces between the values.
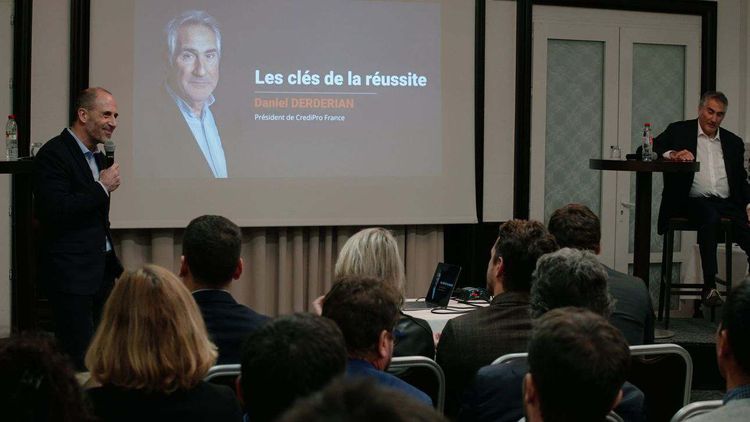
322, 276, 432, 406
689, 281, 750, 421
278, 378, 447, 422
0, 333, 95, 422
548, 203, 655, 344
316, 227, 434, 358
239, 313, 347, 422
523, 308, 631, 422
180, 215, 269, 364
460, 248, 644, 422
85, 265, 242, 422
436, 219, 557, 416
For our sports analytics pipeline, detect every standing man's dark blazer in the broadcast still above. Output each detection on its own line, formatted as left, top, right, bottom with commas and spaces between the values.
34, 129, 122, 295
653, 119, 750, 234
436, 290, 532, 418
192, 289, 270, 364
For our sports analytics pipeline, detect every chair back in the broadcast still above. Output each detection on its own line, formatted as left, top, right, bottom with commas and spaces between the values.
606, 411, 625, 422
387, 356, 445, 413
670, 400, 722, 422
204, 364, 241, 390
491, 352, 528, 366
629, 344, 693, 422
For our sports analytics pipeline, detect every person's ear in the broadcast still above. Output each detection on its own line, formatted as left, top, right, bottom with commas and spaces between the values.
523, 373, 537, 405
717, 327, 731, 359
78, 108, 88, 124
610, 389, 624, 411
377, 329, 391, 359
232, 257, 243, 280
179, 255, 189, 277
496, 256, 505, 279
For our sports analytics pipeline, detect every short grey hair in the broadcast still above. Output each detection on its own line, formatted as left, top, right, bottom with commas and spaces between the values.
699, 91, 728, 108
165, 10, 222, 65
530, 248, 614, 319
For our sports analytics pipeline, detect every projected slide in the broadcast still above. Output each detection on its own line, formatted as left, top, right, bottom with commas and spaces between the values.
132, 0, 441, 179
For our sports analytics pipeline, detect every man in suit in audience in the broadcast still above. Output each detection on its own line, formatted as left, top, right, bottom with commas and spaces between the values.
653, 91, 750, 307
34, 87, 124, 370
523, 308, 631, 422
460, 249, 645, 422
180, 214, 269, 364
548, 203, 655, 345
322, 276, 433, 407
239, 313, 348, 422
689, 281, 750, 421
436, 220, 558, 417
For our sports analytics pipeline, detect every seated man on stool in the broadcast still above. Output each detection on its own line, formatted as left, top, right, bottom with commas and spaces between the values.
654, 91, 750, 307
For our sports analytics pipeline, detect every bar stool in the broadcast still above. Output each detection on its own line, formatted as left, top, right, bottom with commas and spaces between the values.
659, 217, 733, 329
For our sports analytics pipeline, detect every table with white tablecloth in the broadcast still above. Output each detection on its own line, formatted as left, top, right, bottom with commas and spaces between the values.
402, 299, 488, 344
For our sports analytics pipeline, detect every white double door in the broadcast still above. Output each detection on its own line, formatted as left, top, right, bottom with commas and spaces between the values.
529, 6, 701, 288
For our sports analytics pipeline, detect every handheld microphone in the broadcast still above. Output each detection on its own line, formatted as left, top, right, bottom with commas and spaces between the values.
104, 139, 116, 168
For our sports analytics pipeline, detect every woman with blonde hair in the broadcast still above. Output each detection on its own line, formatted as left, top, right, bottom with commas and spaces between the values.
85, 264, 242, 422
319, 227, 434, 358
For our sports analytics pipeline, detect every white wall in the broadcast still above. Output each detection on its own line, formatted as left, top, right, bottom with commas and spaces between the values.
716, 0, 748, 137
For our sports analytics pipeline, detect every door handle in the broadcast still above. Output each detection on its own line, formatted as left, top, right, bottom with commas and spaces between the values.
621, 202, 635, 209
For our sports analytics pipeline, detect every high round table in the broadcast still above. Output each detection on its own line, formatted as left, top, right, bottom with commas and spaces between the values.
590, 158, 700, 338
589, 159, 700, 286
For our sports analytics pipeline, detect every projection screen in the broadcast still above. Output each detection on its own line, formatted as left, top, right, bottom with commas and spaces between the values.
90, 0, 476, 228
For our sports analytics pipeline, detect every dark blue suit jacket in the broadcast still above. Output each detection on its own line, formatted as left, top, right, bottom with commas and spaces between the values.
192, 289, 270, 364
458, 360, 646, 422
34, 129, 122, 295
346, 358, 432, 406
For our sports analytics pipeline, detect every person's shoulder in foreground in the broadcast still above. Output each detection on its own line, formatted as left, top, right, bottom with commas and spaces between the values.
346, 358, 432, 406
87, 381, 242, 422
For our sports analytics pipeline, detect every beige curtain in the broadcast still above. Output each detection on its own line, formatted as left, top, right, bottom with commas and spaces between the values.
113, 225, 443, 316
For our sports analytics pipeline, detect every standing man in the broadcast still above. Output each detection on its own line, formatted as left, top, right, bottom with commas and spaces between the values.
654, 91, 750, 306
34, 87, 124, 369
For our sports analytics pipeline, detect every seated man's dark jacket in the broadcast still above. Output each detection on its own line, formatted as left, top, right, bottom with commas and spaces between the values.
192, 290, 270, 364
606, 267, 655, 345
653, 119, 750, 234
458, 360, 646, 422
436, 291, 532, 418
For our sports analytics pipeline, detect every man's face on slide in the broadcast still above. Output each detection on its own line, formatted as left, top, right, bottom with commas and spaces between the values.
169, 23, 220, 111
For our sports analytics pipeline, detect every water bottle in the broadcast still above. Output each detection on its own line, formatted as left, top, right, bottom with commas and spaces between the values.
641, 123, 652, 162
5, 115, 18, 161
